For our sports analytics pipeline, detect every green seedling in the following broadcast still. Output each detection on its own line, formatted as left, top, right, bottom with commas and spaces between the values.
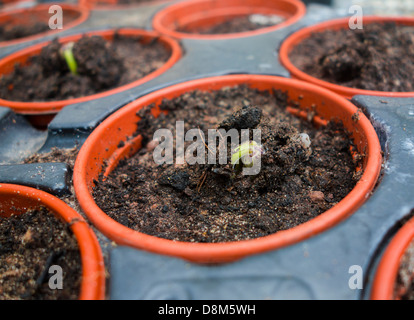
231, 140, 264, 170
60, 42, 78, 76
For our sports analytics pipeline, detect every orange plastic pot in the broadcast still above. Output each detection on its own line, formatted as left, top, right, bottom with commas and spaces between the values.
0, 183, 105, 300
73, 74, 382, 264
152, 0, 306, 40
0, 28, 182, 125
279, 16, 414, 100
0, 4, 89, 48
371, 216, 414, 300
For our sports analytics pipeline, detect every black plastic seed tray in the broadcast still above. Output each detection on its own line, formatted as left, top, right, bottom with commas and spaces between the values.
0, 0, 413, 300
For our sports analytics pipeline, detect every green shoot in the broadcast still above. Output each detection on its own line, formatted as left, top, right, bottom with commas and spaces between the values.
60, 42, 78, 76
231, 140, 264, 169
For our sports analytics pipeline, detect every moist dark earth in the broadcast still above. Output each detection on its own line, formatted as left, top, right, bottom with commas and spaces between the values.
177, 14, 284, 35
0, 34, 171, 102
0, 10, 79, 42
289, 22, 414, 92
0, 207, 82, 300
92, 85, 363, 243
0, 22, 50, 42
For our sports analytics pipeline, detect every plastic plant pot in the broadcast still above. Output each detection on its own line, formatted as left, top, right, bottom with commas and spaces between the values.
79, 0, 172, 10
0, 0, 34, 12
371, 215, 414, 300
279, 16, 414, 100
73, 74, 382, 264
152, 0, 306, 40
0, 28, 182, 126
0, 183, 106, 300
0, 3, 89, 48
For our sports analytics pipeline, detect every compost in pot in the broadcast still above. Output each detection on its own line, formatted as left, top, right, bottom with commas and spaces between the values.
24, 147, 79, 170
92, 85, 363, 243
289, 22, 414, 92
0, 33, 170, 102
0, 22, 50, 42
177, 14, 285, 35
0, 206, 82, 300
0, 4, 83, 43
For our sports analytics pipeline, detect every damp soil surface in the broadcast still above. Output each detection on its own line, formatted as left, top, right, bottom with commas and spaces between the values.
24, 147, 80, 171
0, 22, 50, 42
22, 147, 113, 296
0, 33, 171, 102
289, 22, 414, 92
0, 9, 80, 42
92, 85, 363, 243
0, 206, 82, 300
177, 14, 285, 35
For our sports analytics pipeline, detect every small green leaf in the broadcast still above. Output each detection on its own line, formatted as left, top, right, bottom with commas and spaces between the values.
231, 140, 262, 168
61, 42, 78, 76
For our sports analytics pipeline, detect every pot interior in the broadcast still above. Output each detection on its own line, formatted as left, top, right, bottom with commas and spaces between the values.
154, 0, 305, 37
74, 76, 381, 263
85, 77, 372, 184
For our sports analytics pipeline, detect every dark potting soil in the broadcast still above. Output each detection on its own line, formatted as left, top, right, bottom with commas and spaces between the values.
0, 206, 82, 300
0, 34, 171, 102
0, 9, 80, 42
24, 147, 79, 171
177, 14, 285, 35
92, 85, 363, 243
0, 22, 50, 42
93, 0, 159, 4
22, 147, 114, 299
289, 22, 414, 92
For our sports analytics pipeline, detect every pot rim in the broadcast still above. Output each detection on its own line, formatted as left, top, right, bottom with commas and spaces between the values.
79, 0, 172, 10
279, 16, 414, 99
0, 183, 106, 300
152, 0, 306, 40
371, 215, 414, 300
0, 3, 90, 48
0, 0, 34, 11
0, 28, 182, 115
73, 74, 382, 264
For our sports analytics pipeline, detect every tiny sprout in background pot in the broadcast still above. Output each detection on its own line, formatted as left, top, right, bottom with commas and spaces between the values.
231, 140, 265, 175
60, 41, 78, 75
